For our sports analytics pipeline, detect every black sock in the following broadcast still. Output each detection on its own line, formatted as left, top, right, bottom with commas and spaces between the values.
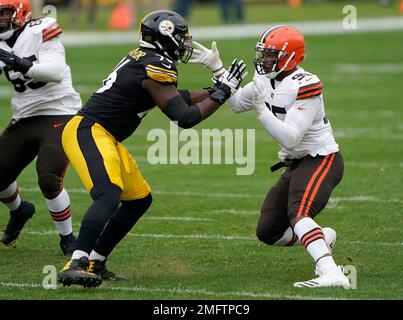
94, 193, 152, 257
75, 183, 121, 254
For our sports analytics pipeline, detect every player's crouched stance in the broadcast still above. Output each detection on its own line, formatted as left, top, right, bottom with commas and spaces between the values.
58, 10, 247, 287
226, 26, 350, 288
0, 0, 80, 256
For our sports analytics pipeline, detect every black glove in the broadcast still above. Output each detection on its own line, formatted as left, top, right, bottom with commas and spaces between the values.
208, 83, 232, 105
209, 59, 248, 105
0, 49, 33, 74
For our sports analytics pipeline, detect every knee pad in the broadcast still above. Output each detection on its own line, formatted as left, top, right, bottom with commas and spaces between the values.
38, 173, 61, 199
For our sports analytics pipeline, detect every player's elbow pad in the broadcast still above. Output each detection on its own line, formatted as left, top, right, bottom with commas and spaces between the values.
163, 95, 202, 129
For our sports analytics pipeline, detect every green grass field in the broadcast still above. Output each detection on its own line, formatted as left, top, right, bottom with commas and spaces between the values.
0, 30, 402, 300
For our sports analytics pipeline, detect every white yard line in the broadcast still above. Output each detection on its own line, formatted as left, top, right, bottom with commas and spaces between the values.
19, 187, 403, 204
61, 17, 403, 47
0, 281, 346, 300
24, 230, 402, 247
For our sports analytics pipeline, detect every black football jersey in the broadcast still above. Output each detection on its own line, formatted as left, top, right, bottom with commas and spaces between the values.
79, 48, 178, 141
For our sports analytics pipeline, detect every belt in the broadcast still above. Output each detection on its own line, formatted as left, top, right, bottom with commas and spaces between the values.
270, 158, 303, 172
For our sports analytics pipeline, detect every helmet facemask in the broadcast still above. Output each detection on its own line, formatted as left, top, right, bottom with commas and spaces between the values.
157, 22, 193, 64
254, 41, 295, 79
0, 7, 16, 39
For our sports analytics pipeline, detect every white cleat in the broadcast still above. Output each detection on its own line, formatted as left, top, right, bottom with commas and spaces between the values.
294, 267, 351, 289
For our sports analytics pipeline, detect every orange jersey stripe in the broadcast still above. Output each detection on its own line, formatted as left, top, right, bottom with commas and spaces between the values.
43, 28, 62, 42
302, 153, 336, 217
297, 89, 323, 100
296, 155, 330, 218
298, 83, 322, 94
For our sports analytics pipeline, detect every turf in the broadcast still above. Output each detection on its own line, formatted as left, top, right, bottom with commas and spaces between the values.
0, 30, 402, 300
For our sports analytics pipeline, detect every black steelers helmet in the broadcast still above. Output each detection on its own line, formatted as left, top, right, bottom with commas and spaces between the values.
139, 10, 193, 63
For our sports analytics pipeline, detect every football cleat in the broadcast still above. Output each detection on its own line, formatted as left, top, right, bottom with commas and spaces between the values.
59, 233, 76, 257
294, 266, 350, 289
58, 256, 103, 288
2, 201, 35, 246
87, 259, 127, 281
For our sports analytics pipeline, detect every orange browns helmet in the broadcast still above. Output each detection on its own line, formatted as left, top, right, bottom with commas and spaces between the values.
254, 25, 305, 79
0, 0, 31, 39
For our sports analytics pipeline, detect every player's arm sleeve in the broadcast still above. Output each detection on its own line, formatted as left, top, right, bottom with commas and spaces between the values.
162, 95, 202, 129
257, 96, 320, 149
227, 82, 255, 113
24, 37, 67, 83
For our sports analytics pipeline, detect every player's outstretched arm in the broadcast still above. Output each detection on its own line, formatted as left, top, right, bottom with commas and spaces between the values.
143, 59, 247, 128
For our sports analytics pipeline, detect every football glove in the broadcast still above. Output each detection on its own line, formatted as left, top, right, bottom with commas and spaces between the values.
252, 72, 268, 116
189, 41, 224, 77
209, 59, 248, 105
0, 49, 33, 74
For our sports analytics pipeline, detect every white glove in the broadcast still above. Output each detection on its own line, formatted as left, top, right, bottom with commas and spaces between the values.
189, 41, 224, 76
252, 73, 268, 116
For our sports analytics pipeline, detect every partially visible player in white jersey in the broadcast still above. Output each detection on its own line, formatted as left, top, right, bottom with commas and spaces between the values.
231, 25, 349, 288
0, 0, 81, 256
194, 25, 350, 288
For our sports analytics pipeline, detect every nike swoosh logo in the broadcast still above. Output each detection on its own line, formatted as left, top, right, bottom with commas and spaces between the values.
162, 63, 172, 69
296, 106, 305, 110
53, 123, 64, 128
304, 76, 314, 82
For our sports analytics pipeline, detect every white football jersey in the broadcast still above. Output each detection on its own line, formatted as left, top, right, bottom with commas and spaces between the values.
228, 67, 339, 160
0, 18, 81, 120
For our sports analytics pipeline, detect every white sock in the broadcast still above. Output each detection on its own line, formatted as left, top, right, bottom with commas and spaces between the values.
89, 250, 106, 261
0, 182, 21, 211
44, 188, 72, 236
294, 218, 336, 266
317, 256, 338, 274
273, 227, 300, 246
72, 250, 88, 260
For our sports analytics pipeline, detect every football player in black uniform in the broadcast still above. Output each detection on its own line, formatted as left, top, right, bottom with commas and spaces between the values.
58, 10, 247, 287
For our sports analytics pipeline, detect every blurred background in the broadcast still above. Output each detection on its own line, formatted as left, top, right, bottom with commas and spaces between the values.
30, 0, 402, 31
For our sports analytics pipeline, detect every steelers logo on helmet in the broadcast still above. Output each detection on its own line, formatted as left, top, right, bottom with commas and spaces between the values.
158, 20, 175, 36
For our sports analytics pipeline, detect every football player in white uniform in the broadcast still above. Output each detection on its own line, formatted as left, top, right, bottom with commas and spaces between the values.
0, 0, 81, 256
193, 26, 350, 288
232, 26, 349, 288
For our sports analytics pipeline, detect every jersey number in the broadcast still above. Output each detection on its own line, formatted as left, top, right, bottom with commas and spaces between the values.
3, 55, 47, 93
96, 58, 130, 94
265, 102, 286, 118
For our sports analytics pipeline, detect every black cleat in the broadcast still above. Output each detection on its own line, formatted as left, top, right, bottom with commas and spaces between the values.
58, 256, 103, 288
88, 259, 127, 281
60, 233, 76, 257
2, 201, 35, 246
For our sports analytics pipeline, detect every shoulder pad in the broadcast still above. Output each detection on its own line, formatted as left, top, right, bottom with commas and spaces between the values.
142, 52, 178, 84
292, 73, 323, 100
